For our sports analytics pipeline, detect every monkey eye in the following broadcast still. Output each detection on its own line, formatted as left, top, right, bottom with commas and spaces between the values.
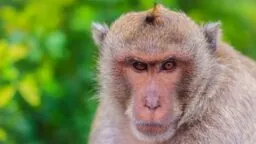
161, 60, 176, 71
132, 61, 148, 71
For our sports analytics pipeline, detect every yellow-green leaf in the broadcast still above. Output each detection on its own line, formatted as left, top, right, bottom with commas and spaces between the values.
0, 6, 18, 34
0, 40, 9, 69
0, 128, 7, 141
9, 44, 29, 62
19, 75, 41, 107
70, 6, 95, 31
0, 85, 15, 108
2, 66, 19, 81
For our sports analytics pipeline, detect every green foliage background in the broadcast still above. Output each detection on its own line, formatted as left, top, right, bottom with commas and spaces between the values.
0, 0, 255, 143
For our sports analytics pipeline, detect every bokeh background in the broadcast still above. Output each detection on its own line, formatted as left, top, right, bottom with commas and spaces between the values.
0, 0, 255, 143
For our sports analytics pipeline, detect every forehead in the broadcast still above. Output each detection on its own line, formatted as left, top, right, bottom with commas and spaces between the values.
107, 9, 201, 55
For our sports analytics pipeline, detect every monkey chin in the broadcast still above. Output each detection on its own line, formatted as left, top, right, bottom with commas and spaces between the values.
130, 121, 176, 142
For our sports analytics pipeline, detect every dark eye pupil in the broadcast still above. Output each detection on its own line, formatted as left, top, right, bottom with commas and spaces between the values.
165, 62, 173, 69
163, 61, 175, 70
133, 62, 147, 71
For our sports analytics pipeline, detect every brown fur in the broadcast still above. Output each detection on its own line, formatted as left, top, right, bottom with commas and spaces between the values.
89, 5, 256, 144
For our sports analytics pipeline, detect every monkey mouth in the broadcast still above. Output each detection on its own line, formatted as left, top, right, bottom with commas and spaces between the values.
135, 121, 169, 135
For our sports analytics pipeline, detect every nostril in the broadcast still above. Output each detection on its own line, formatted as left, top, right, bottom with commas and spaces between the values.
144, 97, 161, 110
144, 103, 161, 110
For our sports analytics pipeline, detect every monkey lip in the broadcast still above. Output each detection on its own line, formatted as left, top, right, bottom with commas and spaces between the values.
135, 122, 169, 135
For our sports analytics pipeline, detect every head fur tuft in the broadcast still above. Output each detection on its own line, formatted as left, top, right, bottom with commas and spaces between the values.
145, 3, 162, 25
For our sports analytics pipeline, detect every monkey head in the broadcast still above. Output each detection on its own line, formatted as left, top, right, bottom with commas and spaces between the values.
92, 4, 220, 143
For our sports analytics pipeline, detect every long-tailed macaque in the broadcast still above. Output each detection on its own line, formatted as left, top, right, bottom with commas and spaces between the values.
89, 4, 256, 144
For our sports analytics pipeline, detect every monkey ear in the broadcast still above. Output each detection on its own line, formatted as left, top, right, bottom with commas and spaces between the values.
92, 22, 109, 46
202, 22, 221, 51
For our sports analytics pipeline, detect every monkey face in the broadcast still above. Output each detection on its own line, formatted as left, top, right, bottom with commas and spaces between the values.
120, 51, 193, 142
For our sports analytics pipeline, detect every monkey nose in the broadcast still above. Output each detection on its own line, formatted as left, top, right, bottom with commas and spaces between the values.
144, 96, 161, 110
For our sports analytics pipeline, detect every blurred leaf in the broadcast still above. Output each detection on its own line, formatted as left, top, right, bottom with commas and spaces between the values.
19, 74, 41, 107
0, 6, 17, 34
70, 6, 96, 31
139, 0, 154, 9
0, 128, 7, 142
27, 37, 42, 63
0, 85, 15, 108
45, 30, 67, 59
24, 0, 61, 31
2, 66, 19, 81
241, 2, 256, 25
9, 43, 29, 62
37, 61, 62, 96
56, 0, 75, 5
0, 40, 10, 69
8, 31, 26, 44
0, 6, 16, 22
